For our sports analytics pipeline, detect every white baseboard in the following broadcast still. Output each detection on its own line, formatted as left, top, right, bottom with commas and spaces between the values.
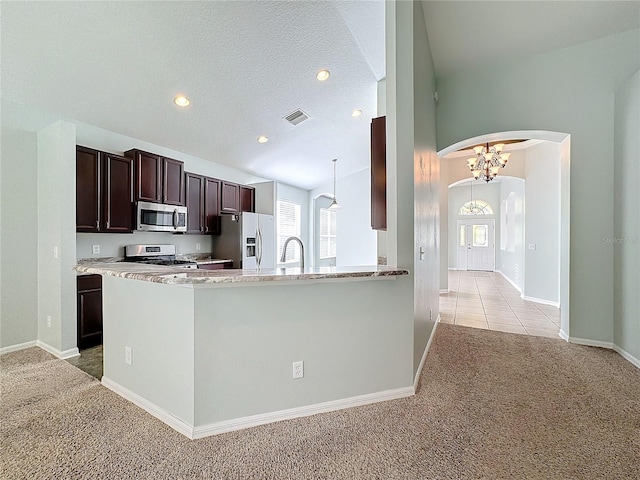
36, 341, 80, 359
496, 270, 522, 294
414, 318, 439, 392
613, 345, 640, 369
566, 337, 639, 369
522, 295, 560, 308
568, 337, 614, 349
558, 330, 569, 341
102, 376, 415, 440
193, 385, 415, 439
102, 377, 194, 438
439, 289, 450, 294
0, 340, 37, 355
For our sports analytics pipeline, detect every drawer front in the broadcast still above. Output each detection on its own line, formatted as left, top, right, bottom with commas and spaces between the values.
77, 274, 102, 291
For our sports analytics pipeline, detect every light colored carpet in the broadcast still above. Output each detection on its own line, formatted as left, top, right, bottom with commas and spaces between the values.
1, 325, 639, 479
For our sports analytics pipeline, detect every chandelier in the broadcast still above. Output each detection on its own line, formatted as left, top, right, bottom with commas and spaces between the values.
467, 143, 511, 182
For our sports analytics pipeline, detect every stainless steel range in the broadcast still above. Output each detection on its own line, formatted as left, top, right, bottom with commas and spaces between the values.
124, 244, 198, 269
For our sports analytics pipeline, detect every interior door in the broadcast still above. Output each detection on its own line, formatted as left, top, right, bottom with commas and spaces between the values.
466, 219, 495, 271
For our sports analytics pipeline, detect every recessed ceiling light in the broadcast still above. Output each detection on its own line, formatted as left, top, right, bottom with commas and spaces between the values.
352, 109, 363, 117
316, 69, 330, 81
257, 135, 269, 144
174, 95, 190, 107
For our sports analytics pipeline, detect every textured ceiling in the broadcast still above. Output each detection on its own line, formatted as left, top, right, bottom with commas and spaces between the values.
422, 1, 640, 78
3, 1, 638, 190
1, 1, 385, 190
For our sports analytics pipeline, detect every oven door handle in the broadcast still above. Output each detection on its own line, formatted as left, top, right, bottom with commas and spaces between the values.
173, 209, 179, 230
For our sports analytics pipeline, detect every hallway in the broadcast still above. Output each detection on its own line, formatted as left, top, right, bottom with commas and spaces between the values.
440, 270, 561, 338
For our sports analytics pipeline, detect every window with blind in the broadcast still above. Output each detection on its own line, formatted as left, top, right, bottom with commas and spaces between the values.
277, 200, 301, 263
319, 208, 336, 259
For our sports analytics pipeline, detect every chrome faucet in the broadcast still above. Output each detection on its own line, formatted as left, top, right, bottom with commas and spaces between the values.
280, 236, 304, 270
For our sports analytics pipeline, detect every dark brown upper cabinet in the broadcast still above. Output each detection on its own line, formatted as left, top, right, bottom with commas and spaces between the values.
163, 157, 185, 205
76, 146, 133, 233
125, 149, 184, 206
185, 172, 205, 234
102, 154, 134, 232
185, 173, 223, 235
240, 185, 255, 213
220, 181, 240, 214
371, 116, 386, 231
76, 146, 101, 232
204, 177, 222, 235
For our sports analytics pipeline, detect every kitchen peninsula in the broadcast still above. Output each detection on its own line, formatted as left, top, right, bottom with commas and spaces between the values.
73, 262, 413, 439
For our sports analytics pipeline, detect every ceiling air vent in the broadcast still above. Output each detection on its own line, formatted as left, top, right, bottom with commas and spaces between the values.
283, 109, 310, 126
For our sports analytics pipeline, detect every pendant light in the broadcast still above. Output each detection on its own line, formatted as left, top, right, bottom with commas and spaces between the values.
328, 158, 341, 210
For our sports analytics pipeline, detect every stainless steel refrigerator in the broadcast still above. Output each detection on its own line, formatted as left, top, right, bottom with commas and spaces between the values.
212, 212, 276, 269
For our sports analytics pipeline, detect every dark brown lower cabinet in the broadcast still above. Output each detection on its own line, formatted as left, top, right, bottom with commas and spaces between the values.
77, 275, 103, 350
198, 261, 233, 270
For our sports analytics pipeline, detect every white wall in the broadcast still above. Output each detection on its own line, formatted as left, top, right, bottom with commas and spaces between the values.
436, 28, 640, 343
448, 181, 500, 269
498, 178, 525, 291
613, 69, 640, 362
309, 168, 377, 267
524, 142, 561, 304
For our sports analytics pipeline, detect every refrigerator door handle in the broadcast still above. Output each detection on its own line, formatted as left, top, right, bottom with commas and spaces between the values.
256, 226, 263, 268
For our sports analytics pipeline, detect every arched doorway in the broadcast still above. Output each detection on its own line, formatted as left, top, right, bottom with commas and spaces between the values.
439, 130, 570, 339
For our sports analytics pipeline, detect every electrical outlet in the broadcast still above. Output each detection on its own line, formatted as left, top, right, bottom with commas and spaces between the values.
125, 346, 133, 366
53, 246, 58, 259
92, 245, 100, 255
46, 315, 52, 328
196, 243, 201, 251
292, 361, 303, 379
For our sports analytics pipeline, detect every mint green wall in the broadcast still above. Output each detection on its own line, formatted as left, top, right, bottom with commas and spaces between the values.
0, 125, 38, 348
386, 0, 439, 377
37, 121, 77, 354
436, 29, 640, 343
613, 70, 640, 362
524, 142, 561, 304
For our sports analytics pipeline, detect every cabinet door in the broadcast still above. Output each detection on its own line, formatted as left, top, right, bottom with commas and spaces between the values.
220, 181, 239, 214
185, 172, 204, 234
129, 150, 161, 203
103, 154, 134, 233
240, 186, 255, 213
371, 116, 387, 231
163, 157, 185, 206
204, 177, 221, 235
76, 146, 101, 232
77, 275, 103, 350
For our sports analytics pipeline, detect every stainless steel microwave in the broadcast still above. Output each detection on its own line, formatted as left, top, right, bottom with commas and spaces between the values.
136, 201, 187, 232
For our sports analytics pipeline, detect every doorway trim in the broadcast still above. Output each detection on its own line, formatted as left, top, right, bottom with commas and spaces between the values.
439, 130, 570, 339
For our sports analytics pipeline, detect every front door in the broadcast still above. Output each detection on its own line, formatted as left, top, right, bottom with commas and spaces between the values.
457, 219, 495, 271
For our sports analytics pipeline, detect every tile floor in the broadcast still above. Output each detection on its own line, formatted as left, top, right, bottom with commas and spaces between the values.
66, 345, 103, 379
440, 270, 561, 339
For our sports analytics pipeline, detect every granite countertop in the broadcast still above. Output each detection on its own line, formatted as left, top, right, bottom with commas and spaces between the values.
72, 262, 409, 285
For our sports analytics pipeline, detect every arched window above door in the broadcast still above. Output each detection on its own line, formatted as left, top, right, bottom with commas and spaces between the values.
459, 200, 493, 216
